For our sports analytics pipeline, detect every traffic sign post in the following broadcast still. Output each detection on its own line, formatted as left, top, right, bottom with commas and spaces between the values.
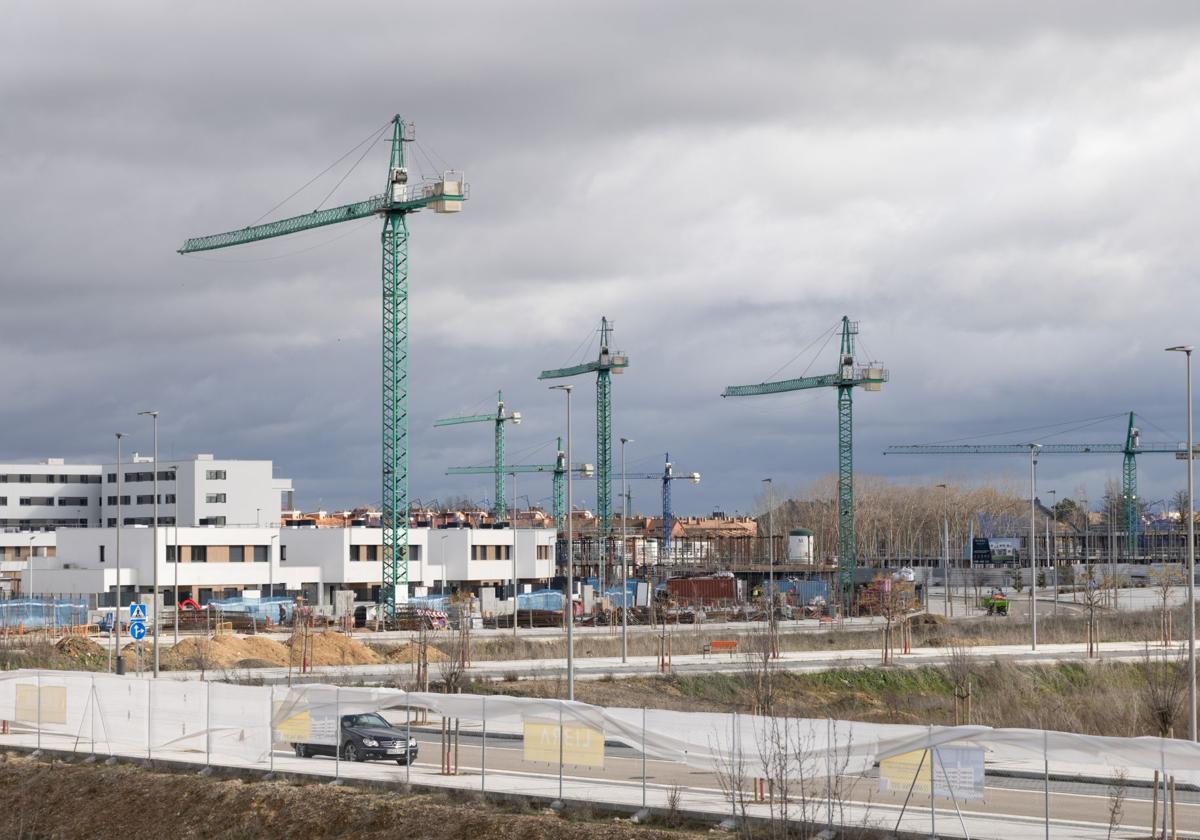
129, 603, 147, 621
129, 620, 147, 641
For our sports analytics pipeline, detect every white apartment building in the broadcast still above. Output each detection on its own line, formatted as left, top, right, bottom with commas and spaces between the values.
0, 454, 291, 532
22, 524, 558, 607
99, 453, 292, 527
0, 460, 103, 530
0, 454, 291, 595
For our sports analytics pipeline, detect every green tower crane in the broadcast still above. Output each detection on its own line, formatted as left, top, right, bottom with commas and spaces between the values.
435, 392, 522, 520
178, 115, 466, 619
723, 316, 887, 602
538, 317, 629, 537
446, 438, 585, 528
884, 411, 1190, 556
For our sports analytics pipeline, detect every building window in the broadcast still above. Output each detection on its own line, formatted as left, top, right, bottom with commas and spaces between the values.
537, 544, 549, 560
280, 545, 287, 562
57, 497, 88, 506
206, 470, 227, 480
167, 545, 177, 563
191, 546, 207, 563
106, 473, 116, 483
157, 470, 175, 481
199, 516, 226, 526
229, 545, 244, 563
106, 496, 131, 506
0, 497, 6, 506
19, 497, 54, 506
205, 493, 226, 504
366, 545, 377, 562
125, 471, 154, 483
106, 518, 116, 527
253, 545, 268, 563
164, 494, 176, 504
99, 545, 105, 564
18, 474, 31, 483
136, 495, 155, 505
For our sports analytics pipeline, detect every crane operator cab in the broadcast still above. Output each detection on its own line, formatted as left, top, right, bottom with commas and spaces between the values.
390, 167, 409, 204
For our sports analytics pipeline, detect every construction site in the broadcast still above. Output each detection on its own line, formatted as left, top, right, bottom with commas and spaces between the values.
7, 4, 1200, 839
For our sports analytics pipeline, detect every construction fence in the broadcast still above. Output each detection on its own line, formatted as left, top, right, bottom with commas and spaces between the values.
0, 598, 90, 630
3, 669, 1200, 782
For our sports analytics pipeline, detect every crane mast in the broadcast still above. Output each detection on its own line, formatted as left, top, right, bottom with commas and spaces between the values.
435, 391, 522, 520
180, 114, 466, 620
724, 316, 887, 606
538, 317, 629, 537
885, 411, 1190, 556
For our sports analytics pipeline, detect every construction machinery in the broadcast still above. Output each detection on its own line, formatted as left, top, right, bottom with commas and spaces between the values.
599, 453, 700, 558
723, 316, 887, 604
435, 392, 521, 521
884, 411, 1189, 556
179, 115, 466, 619
445, 438, 578, 527
538, 317, 629, 537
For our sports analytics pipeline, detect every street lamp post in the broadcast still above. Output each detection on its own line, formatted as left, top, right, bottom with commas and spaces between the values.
170, 467, 179, 644
1167, 344, 1196, 742
115, 432, 126, 675
1047, 489, 1057, 617
1030, 444, 1041, 652
762, 478, 777, 653
269, 534, 279, 599
936, 483, 949, 617
550, 384, 575, 701
137, 410, 160, 677
620, 437, 632, 664
511, 472, 518, 639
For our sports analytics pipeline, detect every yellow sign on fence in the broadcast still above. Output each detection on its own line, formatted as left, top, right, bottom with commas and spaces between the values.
14, 684, 67, 725
273, 703, 311, 742
523, 720, 605, 768
879, 749, 932, 795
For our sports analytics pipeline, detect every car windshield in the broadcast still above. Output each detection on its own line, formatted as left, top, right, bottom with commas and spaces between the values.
344, 713, 390, 729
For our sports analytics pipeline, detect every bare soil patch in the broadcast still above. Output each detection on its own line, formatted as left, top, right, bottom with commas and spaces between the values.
0, 752, 710, 840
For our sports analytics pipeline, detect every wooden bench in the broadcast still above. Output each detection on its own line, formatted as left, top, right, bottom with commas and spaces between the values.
703, 640, 738, 657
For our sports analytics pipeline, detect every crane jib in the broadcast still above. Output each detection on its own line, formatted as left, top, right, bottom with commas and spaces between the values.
177, 189, 463, 254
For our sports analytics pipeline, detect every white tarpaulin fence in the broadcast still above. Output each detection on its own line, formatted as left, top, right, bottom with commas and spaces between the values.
3, 669, 1200, 789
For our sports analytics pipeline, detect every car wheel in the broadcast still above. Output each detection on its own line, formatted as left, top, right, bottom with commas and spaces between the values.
343, 741, 363, 762
395, 758, 407, 766
293, 744, 307, 758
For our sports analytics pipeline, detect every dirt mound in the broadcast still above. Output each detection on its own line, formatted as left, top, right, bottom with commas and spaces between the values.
382, 641, 450, 664
304, 631, 383, 666
105, 631, 383, 671
164, 635, 290, 670
54, 636, 105, 663
909, 613, 949, 626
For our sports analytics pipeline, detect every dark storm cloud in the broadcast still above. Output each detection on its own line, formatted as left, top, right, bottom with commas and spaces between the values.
3, 1, 1200, 516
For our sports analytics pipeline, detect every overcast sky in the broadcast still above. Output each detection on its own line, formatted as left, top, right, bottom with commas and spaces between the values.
3, 1, 1200, 519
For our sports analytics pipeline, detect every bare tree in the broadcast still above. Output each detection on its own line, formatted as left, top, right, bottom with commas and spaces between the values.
945, 640, 974, 725
710, 720, 752, 838
1148, 565, 1183, 646
743, 625, 778, 717
1080, 566, 1106, 658
1137, 645, 1188, 738
1106, 768, 1128, 840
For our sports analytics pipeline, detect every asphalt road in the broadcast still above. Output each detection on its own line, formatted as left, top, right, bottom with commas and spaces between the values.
284, 727, 1200, 837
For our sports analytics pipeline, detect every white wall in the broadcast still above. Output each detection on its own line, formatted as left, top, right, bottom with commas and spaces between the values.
100, 456, 291, 527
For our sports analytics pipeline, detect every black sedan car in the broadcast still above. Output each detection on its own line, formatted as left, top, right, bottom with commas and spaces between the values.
292, 712, 419, 765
